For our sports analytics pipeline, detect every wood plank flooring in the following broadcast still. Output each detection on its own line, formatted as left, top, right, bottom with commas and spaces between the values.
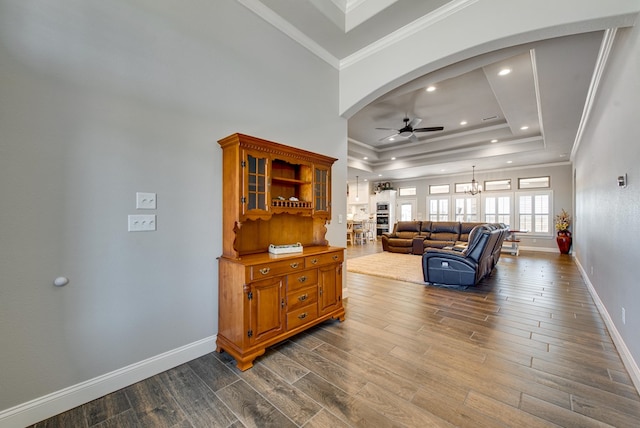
32, 243, 640, 427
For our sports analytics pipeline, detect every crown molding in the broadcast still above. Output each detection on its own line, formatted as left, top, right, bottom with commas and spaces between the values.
237, 0, 476, 70
571, 27, 617, 160
339, 0, 478, 69
236, 0, 341, 69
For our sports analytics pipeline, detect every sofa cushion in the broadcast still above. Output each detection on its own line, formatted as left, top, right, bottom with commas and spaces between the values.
428, 221, 460, 242
422, 239, 456, 249
395, 221, 421, 233
387, 237, 415, 247
419, 221, 432, 235
396, 231, 419, 239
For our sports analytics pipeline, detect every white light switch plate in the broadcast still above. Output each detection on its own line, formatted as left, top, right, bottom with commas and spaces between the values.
136, 192, 156, 209
128, 214, 156, 232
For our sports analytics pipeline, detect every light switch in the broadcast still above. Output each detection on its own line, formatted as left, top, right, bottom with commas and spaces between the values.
136, 192, 156, 209
128, 215, 156, 232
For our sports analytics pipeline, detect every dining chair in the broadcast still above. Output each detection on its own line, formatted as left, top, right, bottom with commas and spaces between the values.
346, 221, 354, 245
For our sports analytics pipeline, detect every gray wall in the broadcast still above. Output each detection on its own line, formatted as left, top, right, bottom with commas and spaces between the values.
0, 0, 346, 411
391, 163, 573, 251
574, 25, 640, 366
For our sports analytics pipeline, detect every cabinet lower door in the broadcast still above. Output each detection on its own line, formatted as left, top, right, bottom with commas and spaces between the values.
248, 276, 285, 344
318, 263, 342, 315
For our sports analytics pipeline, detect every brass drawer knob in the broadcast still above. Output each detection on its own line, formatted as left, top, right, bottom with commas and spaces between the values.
298, 312, 307, 320
298, 276, 307, 283
290, 262, 299, 268
311, 258, 318, 264
332, 255, 338, 260
259, 267, 270, 275
298, 294, 308, 302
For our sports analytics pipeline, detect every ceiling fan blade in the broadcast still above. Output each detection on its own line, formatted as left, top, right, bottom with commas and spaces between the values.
414, 126, 444, 132
378, 133, 399, 141
407, 118, 422, 128
375, 127, 398, 131
408, 133, 419, 142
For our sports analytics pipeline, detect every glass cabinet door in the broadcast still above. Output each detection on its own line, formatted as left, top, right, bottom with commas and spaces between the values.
313, 166, 330, 217
243, 151, 270, 218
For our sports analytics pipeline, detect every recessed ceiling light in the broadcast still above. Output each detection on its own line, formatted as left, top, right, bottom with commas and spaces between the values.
520, 125, 529, 130
391, 157, 396, 160
363, 156, 368, 160
460, 121, 467, 126
426, 85, 436, 92
491, 139, 498, 143
364, 178, 368, 181
378, 174, 382, 177
389, 137, 395, 141
498, 68, 511, 76
506, 160, 513, 164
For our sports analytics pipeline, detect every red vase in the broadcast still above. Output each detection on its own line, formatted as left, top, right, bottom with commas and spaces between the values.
556, 231, 572, 254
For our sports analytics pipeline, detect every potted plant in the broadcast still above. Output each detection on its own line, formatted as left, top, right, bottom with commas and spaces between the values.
555, 209, 572, 254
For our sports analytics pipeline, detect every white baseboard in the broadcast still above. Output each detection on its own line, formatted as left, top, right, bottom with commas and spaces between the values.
574, 258, 640, 394
519, 245, 559, 253
0, 335, 217, 428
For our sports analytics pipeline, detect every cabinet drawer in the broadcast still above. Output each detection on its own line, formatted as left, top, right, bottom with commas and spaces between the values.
286, 286, 318, 312
305, 251, 343, 267
287, 269, 318, 292
250, 257, 305, 280
286, 304, 318, 330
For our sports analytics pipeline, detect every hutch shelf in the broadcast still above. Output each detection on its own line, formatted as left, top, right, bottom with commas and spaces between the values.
216, 133, 345, 370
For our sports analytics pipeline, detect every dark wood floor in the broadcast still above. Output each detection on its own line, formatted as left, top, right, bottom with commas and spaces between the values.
32, 241, 640, 427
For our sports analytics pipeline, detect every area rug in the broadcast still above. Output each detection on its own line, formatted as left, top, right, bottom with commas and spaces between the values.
346, 252, 426, 285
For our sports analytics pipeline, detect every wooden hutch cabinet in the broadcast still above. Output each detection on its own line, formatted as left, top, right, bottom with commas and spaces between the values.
216, 133, 345, 370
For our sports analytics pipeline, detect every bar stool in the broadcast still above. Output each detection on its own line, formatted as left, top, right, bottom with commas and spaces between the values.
353, 223, 366, 244
365, 219, 376, 242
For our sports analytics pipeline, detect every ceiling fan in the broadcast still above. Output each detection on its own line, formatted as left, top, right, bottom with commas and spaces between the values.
376, 117, 443, 141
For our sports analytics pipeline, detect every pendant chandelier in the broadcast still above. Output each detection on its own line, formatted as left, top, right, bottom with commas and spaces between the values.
465, 165, 481, 196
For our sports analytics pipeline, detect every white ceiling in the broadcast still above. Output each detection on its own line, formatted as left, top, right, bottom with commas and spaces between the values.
239, 0, 613, 182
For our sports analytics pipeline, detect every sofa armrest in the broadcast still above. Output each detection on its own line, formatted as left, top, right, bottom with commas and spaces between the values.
381, 232, 394, 251
412, 237, 425, 254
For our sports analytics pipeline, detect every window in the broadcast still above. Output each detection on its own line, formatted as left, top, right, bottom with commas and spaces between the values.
398, 187, 416, 196
428, 197, 449, 221
455, 182, 476, 193
517, 191, 551, 234
454, 196, 479, 221
429, 184, 450, 194
484, 195, 511, 226
519, 176, 550, 189
484, 179, 511, 191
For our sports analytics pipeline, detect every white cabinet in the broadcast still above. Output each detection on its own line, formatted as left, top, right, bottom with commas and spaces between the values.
375, 190, 397, 235
347, 180, 371, 220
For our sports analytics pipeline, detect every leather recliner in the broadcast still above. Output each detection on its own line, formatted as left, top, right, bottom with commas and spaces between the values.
421, 224, 508, 286
381, 221, 421, 253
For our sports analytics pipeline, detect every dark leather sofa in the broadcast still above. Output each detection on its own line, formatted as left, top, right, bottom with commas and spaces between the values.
381, 221, 484, 254
422, 223, 509, 286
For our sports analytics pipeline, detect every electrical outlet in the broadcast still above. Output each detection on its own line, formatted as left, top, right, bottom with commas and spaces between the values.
622, 307, 626, 325
128, 214, 156, 232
